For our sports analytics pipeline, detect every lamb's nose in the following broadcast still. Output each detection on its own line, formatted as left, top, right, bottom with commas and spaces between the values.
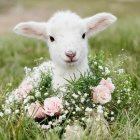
65, 51, 76, 59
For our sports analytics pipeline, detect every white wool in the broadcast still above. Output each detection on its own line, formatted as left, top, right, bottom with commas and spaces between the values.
14, 11, 117, 89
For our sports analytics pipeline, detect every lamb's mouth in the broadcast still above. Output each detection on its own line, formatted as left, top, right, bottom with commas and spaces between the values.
64, 59, 78, 63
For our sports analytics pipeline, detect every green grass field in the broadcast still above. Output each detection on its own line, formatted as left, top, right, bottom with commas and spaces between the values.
0, 0, 140, 139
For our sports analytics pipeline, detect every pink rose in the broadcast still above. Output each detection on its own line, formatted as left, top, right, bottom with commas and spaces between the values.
99, 78, 115, 93
28, 102, 46, 118
44, 97, 63, 116
17, 79, 33, 98
92, 85, 111, 104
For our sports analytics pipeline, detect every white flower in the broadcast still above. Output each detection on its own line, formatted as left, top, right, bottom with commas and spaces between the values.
5, 99, 10, 104
35, 91, 41, 97
104, 112, 108, 117
104, 67, 110, 75
5, 109, 11, 114
48, 121, 52, 125
96, 115, 101, 121
81, 98, 85, 103
94, 62, 97, 65
97, 105, 103, 114
118, 69, 124, 74
59, 116, 63, 120
76, 107, 81, 111
8, 95, 14, 103
85, 107, 92, 112
0, 112, 4, 117
117, 100, 121, 104
72, 100, 75, 104
41, 124, 50, 129
81, 117, 85, 121
111, 111, 114, 115
65, 101, 69, 106
72, 93, 78, 99
72, 111, 76, 114
111, 117, 114, 121
99, 66, 103, 70
23, 98, 29, 104
77, 91, 81, 95
84, 93, 88, 97
64, 110, 68, 114
97, 105, 102, 110
15, 110, 19, 114
27, 96, 34, 100
44, 92, 49, 96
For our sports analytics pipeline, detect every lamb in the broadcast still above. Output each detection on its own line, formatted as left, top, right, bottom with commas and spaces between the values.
14, 11, 117, 98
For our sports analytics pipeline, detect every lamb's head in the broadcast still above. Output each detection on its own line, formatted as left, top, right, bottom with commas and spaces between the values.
14, 11, 117, 68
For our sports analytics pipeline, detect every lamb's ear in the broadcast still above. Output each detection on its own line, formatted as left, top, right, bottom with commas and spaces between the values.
13, 21, 47, 40
84, 13, 117, 36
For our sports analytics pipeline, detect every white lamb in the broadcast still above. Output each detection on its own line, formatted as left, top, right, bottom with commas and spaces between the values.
14, 11, 117, 96
13, 11, 117, 138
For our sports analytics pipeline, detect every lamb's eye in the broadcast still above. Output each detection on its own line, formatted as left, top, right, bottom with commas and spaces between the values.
82, 33, 86, 39
49, 36, 55, 42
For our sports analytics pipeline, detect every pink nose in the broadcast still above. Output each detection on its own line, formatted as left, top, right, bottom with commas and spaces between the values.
65, 51, 76, 60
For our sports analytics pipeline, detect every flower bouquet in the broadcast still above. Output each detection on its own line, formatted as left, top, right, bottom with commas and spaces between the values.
0, 54, 138, 137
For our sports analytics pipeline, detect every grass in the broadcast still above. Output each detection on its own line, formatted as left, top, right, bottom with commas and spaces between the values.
0, 0, 140, 139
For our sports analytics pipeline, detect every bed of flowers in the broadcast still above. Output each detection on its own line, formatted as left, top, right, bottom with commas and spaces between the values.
0, 53, 139, 135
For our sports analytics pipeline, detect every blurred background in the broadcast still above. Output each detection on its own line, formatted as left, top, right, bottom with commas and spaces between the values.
0, 0, 140, 91
0, 0, 139, 34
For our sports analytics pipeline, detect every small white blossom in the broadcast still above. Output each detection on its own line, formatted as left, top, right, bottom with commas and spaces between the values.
44, 92, 48, 96
118, 69, 124, 74
0, 112, 4, 117
97, 105, 103, 114
5, 109, 11, 114
48, 121, 52, 125
81, 98, 85, 103
111, 117, 114, 121
76, 107, 81, 111
85, 107, 92, 112
94, 62, 97, 65
41, 124, 50, 129
96, 115, 101, 121
77, 91, 81, 95
35, 91, 41, 97
72, 93, 78, 99
117, 100, 121, 104
5, 100, 10, 104
72, 100, 75, 104
111, 111, 114, 115
64, 110, 68, 114
98, 66, 103, 70
104, 112, 108, 117
23, 98, 29, 104
15, 110, 19, 114
81, 117, 85, 121
84, 93, 88, 97
104, 67, 110, 75
65, 101, 69, 106
72, 111, 76, 114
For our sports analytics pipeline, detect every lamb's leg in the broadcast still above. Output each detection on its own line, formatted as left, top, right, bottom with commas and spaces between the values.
13, 61, 54, 100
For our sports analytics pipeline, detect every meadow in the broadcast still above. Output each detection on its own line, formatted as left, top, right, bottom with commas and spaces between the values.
0, 0, 140, 139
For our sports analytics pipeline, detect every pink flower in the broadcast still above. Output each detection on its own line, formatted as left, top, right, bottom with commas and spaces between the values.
17, 79, 33, 98
92, 85, 111, 104
44, 97, 63, 116
28, 102, 46, 118
99, 78, 115, 93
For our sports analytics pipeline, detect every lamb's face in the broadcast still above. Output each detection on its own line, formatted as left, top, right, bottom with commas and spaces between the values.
46, 12, 88, 67
14, 11, 117, 68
